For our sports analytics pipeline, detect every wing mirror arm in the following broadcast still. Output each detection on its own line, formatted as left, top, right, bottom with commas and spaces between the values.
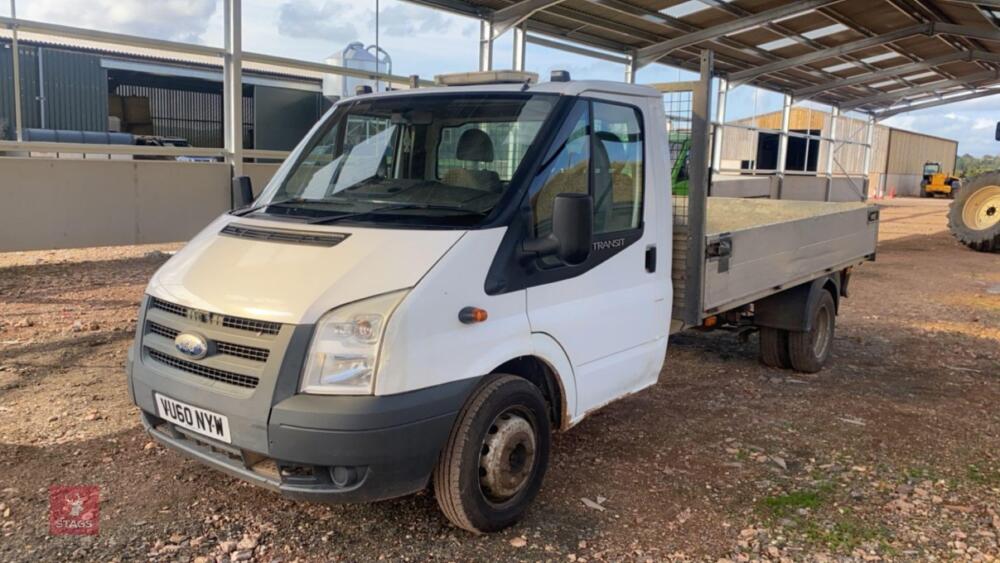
522, 193, 593, 266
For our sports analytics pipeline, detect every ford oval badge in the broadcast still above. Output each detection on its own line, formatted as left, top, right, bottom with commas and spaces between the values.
174, 333, 209, 360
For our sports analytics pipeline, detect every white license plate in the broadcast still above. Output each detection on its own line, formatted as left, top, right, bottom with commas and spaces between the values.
155, 393, 232, 444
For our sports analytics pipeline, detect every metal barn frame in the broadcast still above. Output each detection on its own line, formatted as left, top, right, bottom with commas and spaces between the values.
410, 0, 1000, 196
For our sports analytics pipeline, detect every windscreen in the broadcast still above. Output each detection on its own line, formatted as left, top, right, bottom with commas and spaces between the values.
254, 93, 558, 227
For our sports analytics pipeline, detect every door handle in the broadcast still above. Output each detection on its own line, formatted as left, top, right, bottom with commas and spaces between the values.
645, 245, 656, 273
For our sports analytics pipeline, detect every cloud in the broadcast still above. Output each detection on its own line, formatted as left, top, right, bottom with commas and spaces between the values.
371, 3, 451, 35
19, 0, 218, 43
972, 117, 994, 130
277, 1, 359, 44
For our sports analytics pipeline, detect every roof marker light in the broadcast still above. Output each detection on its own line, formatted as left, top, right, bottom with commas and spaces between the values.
550, 70, 571, 82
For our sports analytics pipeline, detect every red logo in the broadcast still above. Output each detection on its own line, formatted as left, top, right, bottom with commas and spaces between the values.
49, 486, 100, 535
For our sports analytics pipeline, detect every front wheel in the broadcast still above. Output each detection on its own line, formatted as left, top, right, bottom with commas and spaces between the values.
787, 290, 836, 373
434, 374, 551, 533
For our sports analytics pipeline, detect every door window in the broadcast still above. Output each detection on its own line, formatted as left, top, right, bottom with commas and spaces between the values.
531, 101, 591, 237
530, 99, 644, 238
592, 102, 644, 233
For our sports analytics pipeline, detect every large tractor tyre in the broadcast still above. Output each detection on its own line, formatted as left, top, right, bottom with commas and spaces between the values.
787, 291, 837, 374
434, 374, 551, 534
759, 327, 791, 369
948, 172, 1000, 253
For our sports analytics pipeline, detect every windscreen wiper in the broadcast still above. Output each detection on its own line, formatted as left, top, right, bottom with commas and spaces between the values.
230, 197, 322, 217
307, 203, 487, 225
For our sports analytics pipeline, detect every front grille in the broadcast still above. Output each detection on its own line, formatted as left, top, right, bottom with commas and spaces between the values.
216, 341, 270, 362
149, 297, 281, 336
146, 348, 260, 389
221, 316, 281, 336
150, 297, 187, 317
148, 321, 178, 340
146, 321, 270, 362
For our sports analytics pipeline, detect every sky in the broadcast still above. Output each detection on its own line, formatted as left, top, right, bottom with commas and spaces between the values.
4, 0, 998, 156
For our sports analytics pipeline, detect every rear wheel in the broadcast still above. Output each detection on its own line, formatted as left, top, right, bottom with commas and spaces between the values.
759, 327, 791, 369
787, 291, 836, 373
920, 181, 931, 198
948, 172, 1000, 253
434, 374, 551, 534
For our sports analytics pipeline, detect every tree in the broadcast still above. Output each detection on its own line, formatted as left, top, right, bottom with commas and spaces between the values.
955, 153, 1000, 177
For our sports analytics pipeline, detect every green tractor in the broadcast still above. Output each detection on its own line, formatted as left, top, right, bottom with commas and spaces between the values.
669, 132, 691, 196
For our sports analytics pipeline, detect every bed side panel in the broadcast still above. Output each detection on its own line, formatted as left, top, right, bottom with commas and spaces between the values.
703, 205, 877, 313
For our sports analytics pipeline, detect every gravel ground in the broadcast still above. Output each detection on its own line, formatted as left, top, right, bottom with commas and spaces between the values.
1, 198, 998, 562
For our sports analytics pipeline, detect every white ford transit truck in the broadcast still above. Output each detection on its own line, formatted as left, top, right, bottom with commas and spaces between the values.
127, 71, 878, 533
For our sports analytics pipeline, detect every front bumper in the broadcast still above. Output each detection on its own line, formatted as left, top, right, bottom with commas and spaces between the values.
136, 374, 481, 503
140, 398, 460, 504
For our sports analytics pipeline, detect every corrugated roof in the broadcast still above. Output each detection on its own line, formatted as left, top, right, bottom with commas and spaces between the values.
411, 0, 1000, 116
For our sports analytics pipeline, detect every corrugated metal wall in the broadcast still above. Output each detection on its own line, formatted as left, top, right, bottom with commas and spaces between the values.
885, 129, 958, 174
113, 84, 254, 147
40, 47, 107, 131
0, 40, 41, 139
1, 40, 106, 137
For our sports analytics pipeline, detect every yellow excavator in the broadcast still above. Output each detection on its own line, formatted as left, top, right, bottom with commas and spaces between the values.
921, 161, 961, 198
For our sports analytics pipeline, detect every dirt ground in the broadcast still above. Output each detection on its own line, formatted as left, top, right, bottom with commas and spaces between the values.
1, 197, 998, 562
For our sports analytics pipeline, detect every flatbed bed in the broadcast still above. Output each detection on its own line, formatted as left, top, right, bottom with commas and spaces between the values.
672, 197, 879, 332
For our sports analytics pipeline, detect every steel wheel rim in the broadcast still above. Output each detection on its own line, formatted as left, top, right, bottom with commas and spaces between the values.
813, 305, 832, 358
478, 408, 537, 503
962, 185, 1000, 231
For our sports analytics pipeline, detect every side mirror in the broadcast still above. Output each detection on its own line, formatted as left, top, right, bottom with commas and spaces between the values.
232, 176, 253, 209
524, 193, 593, 266
995, 121, 1000, 142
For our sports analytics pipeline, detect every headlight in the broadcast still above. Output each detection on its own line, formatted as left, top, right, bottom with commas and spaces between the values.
300, 290, 407, 395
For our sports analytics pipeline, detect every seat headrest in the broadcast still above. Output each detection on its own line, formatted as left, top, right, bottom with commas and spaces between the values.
456, 129, 495, 162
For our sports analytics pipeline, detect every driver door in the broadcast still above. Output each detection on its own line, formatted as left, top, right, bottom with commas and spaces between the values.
525, 96, 669, 417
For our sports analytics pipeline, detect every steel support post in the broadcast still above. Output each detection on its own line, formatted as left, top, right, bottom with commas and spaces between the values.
711, 77, 727, 177
9, 0, 23, 142
223, 0, 244, 178
479, 20, 494, 72
862, 113, 875, 200
624, 52, 637, 83
775, 92, 792, 199
824, 106, 839, 201
512, 24, 526, 71
686, 49, 713, 326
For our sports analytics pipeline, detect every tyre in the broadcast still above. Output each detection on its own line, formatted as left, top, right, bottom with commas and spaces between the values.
948, 180, 960, 200
948, 172, 1000, 253
434, 374, 551, 533
920, 181, 930, 198
787, 290, 836, 373
758, 327, 790, 369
